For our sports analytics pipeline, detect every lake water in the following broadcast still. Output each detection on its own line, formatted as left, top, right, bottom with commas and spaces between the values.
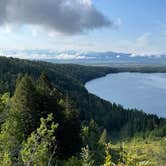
85, 73, 166, 117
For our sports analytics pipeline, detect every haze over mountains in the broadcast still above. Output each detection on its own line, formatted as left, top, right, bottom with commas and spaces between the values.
1, 49, 166, 65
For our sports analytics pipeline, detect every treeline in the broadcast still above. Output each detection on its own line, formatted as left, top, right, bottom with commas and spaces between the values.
0, 56, 166, 140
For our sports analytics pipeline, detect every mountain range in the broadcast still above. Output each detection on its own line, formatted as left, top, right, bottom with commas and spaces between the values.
1, 49, 166, 65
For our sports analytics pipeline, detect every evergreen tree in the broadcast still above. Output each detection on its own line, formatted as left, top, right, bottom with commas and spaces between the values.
11, 75, 40, 137
82, 120, 101, 150
81, 120, 105, 165
37, 73, 63, 120
0, 92, 10, 125
37, 72, 62, 100
56, 95, 81, 158
0, 80, 9, 94
37, 72, 53, 95
37, 74, 81, 159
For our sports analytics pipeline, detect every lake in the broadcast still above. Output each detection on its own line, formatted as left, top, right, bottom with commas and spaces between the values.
85, 73, 166, 117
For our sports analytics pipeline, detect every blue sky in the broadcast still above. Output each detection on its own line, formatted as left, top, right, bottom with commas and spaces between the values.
0, 0, 166, 55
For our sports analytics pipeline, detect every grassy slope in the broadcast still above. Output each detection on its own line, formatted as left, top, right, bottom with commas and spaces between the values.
111, 137, 166, 165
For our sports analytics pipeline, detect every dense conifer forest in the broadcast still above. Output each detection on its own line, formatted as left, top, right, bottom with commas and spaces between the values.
0, 56, 166, 165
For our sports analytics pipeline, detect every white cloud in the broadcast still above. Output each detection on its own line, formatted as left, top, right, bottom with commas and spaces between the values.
0, 50, 89, 60
114, 18, 122, 29
0, 24, 12, 34
32, 28, 38, 37
136, 33, 151, 47
81, 0, 92, 6
0, 0, 111, 35
56, 53, 86, 60
109, 32, 163, 56
131, 33, 152, 56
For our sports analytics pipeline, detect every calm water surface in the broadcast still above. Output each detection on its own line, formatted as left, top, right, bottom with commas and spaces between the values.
85, 73, 166, 117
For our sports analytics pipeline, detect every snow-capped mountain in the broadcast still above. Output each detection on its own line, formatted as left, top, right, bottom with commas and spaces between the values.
1, 49, 166, 65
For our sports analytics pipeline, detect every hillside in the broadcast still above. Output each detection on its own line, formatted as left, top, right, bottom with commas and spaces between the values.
0, 56, 166, 165
0, 56, 166, 138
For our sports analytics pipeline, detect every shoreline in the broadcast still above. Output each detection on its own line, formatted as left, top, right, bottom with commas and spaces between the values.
85, 72, 166, 118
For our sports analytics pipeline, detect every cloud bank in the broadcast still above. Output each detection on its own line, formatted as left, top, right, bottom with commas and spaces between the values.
0, 0, 111, 34
0, 50, 89, 60
1, 49, 165, 61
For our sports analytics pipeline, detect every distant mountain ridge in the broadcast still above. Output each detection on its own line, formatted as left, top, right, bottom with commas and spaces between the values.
1, 49, 166, 65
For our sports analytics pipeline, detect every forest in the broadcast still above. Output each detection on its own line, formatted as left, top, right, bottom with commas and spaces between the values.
0, 56, 166, 165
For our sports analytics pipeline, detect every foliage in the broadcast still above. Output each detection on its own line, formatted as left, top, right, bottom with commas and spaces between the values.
81, 120, 105, 165
99, 129, 108, 145
60, 156, 82, 166
11, 75, 40, 137
156, 138, 166, 165
21, 113, 58, 166
0, 92, 10, 125
103, 143, 115, 166
81, 145, 94, 166
0, 110, 24, 165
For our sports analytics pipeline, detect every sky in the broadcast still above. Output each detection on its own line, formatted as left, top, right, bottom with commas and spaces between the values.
0, 0, 166, 56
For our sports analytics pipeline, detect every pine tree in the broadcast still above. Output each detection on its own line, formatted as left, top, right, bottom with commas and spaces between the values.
11, 75, 40, 136
37, 74, 81, 159
82, 120, 101, 150
37, 72, 53, 95
0, 92, 10, 125
37, 73, 63, 120
81, 120, 104, 165
56, 95, 81, 158
37, 72, 62, 100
